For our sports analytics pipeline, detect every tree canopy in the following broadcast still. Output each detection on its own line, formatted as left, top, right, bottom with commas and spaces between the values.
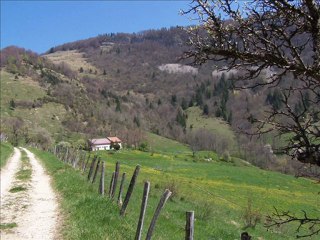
184, 0, 320, 167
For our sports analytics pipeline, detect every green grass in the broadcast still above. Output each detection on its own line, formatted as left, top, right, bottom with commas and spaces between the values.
0, 70, 67, 138
16, 150, 32, 181
16, 102, 67, 135
0, 142, 13, 168
32, 148, 136, 240
9, 186, 27, 193
146, 132, 191, 154
16, 169, 32, 181
100, 150, 319, 239
0, 70, 46, 115
0, 222, 18, 230
32, 147, 319, 240
186, 106, 237, 150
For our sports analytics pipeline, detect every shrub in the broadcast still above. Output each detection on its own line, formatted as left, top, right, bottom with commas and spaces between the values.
29, 128, 53, 150
9, 99, 15, 110
221, 151, 231, 162
74, 139, 86, 150
242, 198, 261, 229
113, 143, 121, 151
138, 142, 148, 152
57, 141, 72, 148
164, 180, 180, 201
195, 201, 215, 221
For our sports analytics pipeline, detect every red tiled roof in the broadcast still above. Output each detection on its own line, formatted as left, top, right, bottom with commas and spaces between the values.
107, 137, 122, 143
90, 138, 111, 145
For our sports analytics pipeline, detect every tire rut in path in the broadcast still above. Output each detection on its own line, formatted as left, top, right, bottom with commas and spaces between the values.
0, 148, 21, 199
0, 148, 60, 240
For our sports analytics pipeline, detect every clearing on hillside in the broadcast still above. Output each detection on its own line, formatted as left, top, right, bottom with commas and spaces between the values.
186, 106, 237, 149
44, 50, 99, 74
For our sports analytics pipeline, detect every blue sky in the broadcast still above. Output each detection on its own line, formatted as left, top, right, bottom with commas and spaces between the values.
1, 1, 192, 54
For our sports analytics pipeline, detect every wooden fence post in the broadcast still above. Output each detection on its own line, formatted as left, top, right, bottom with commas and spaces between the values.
83, 153, 91, 172
69, 148, 73, 165
68, 148, 72, 164
109, 172, 115, 198
67, 148, 72, 163
241, 232, 252, 240
145, 189, 172, 240
60, 146, 64, 160
81, 152, 87, 171
88, 155, 97, 181
111, 161, 120, 199
185, 211, 194, 240
118, 172, 126, 206
92, 158, 101, 183
76, 150, 81, 168
72, 150, 79, 168
63, 147, 69, 162
57, 146, 62, 159
99, 161, 105, 195
54, 145, 57, 156
120, 165, 140, 216
135, 181, 150, 240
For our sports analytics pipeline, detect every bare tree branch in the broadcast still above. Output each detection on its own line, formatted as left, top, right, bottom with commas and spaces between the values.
266, 208, 320, 238
183, 0, 320, 166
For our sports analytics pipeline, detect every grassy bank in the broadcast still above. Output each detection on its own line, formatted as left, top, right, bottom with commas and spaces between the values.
32, 147, 319, 240
32, 148, 136, 240
0, 142, 13, 168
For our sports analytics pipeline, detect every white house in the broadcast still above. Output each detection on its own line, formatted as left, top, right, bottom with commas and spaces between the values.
89, 138, 111, 151
89, 137, 123, 151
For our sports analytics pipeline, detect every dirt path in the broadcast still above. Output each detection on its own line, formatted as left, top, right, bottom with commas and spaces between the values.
0, 148, 59, 240
1, 148, 21, 199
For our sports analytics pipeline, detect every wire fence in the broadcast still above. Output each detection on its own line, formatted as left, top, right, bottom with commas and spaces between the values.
49, 145, 251, 240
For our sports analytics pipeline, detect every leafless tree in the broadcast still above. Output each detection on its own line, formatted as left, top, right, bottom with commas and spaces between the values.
184, 0, 320, 167
266, 208, 320, 238
184, 0, 320, 237
2, 117, 24, 146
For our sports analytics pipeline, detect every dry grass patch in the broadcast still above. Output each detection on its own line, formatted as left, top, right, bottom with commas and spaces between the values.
44, 50, 99, 73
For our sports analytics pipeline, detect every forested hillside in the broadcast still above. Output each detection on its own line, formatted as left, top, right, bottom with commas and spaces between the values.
0, 27, 318, 177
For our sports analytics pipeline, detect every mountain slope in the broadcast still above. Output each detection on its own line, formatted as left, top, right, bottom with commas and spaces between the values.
0, 70, 67, 144
1, 27, 317, 176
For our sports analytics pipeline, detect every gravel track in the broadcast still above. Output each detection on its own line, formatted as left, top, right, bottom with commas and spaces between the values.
0, 148, 59, 240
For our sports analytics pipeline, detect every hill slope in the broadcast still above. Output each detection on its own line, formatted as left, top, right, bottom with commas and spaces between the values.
1, 28, 318, 176
33, 146, 320, 240
0, 70, 68, 145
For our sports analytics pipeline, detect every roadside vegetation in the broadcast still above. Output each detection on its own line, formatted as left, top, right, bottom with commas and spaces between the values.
32, 142, 319, 239
0, 142, 13, 168
0, 222, 17, 230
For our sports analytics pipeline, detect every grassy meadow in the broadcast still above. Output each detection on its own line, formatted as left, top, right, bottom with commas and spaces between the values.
31, 137, 319, 240
0, 70, 46, 116
185, 107, 237, 150
146, 132, 191, 154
